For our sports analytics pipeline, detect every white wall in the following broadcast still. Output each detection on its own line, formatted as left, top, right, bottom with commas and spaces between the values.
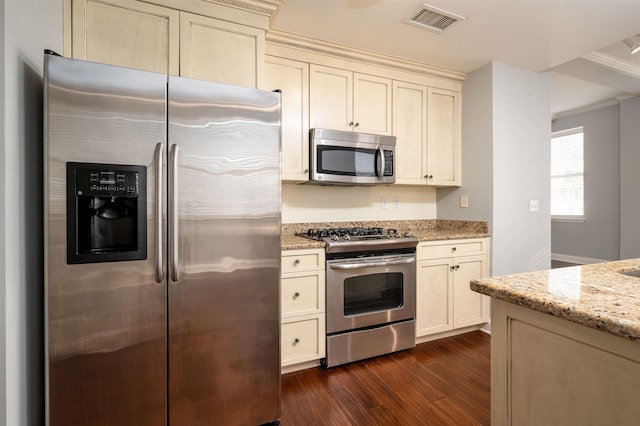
551, 105, 620, 262
491, 63, 551, 275
283, 183, 437, 223
4, 1, 63, 424
438, 62, 551, 276
0, 0, 5, 423
437, 63, 493, 225
620, 96, 640, 259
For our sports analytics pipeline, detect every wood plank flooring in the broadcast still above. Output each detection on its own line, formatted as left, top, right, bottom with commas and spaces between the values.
280, 330, 491, 425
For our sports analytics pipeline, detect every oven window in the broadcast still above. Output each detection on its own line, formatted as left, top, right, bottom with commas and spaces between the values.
343, 272, 403, 316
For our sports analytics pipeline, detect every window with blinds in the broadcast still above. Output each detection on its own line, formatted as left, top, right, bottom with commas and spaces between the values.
551, 127, 584, 218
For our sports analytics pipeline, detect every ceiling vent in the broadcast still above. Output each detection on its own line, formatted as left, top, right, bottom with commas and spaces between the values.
406, 3, 465, 33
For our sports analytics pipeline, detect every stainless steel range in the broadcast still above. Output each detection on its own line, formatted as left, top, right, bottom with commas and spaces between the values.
297, 227, 418, 368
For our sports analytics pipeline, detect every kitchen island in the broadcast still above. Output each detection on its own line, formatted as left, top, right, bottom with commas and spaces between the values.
471, 260, 640, 426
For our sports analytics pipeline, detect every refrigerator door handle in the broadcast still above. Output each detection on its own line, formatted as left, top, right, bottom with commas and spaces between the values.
154, 143, 165, 283
169, 143, 180, 282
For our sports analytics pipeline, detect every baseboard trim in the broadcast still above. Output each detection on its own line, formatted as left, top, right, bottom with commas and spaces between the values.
551, 253, 610, 265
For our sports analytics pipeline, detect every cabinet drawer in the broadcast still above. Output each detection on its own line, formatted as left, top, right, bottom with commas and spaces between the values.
281, 271, 325, 318
418, 238, 487, 260
281, 314, 325, 366
281, 249, 325, 273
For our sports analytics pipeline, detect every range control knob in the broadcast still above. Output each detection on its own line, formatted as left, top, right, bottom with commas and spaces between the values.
343, 235, 351, 240
331, 235, 339, 241
404, 232, 412, 238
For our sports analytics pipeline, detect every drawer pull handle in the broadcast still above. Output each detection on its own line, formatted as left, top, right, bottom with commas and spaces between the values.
294, 338, 300, 344
294, 292, 300, 298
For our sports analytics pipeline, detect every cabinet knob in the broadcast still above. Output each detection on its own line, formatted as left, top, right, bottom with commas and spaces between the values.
293, 338, 300, 344
456, 265, 460, 270
348, 121, 354, 126
452, 247, 457, 252
294, 292, 300, 298
293, 259, 300, 266
354, 122, 360, 127
450, 265, 456, 271
303, 168, 309, 173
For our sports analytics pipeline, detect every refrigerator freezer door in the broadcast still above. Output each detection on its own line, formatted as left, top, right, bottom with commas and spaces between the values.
167, 76, 281, 425
45, 55, 167, 425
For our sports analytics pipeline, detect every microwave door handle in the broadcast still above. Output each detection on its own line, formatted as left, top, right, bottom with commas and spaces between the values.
329, 257, 416, 270
377, 146, 384, 180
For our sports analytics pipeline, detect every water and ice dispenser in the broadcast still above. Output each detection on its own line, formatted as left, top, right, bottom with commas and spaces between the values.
66, 162, 147, 264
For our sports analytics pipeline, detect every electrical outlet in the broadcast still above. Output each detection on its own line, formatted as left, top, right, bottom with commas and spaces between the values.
381, 197, 387, 209
529, 200, 539, 212
460, 195, 469, 208
393, 197, 400, 208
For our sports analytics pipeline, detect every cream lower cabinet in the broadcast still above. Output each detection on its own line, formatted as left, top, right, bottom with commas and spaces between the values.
265, 56, 310, 181
280, 249, 326, 371
416, 238, 490, 338
309, 64, 392, 135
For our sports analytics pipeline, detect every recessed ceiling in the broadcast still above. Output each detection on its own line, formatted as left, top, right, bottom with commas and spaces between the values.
271, 0, 640, 116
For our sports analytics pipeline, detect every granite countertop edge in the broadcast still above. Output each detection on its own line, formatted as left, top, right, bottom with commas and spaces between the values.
281, 219, 489, 251
471, 259, 640, 342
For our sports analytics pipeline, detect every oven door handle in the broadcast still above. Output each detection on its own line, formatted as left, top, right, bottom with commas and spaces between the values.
329, 256, 416, 270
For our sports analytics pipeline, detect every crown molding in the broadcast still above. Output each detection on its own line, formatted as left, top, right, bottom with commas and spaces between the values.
203, 0, 283, 17
266, 29, 466, 82
582, 51, 640, 79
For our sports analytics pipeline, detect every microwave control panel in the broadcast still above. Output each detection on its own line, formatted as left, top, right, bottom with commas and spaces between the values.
383, 150, 394, 176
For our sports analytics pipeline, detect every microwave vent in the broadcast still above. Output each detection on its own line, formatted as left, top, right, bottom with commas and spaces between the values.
406, 4, 465, 33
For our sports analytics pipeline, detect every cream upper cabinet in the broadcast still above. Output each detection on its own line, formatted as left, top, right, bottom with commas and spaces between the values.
68, 0, 266, 88
309, 64, 391, 135
353, 73, 392, 135
425, 87, 462, 186
70, 0, 179, 74
393, 81, 428, 185
265, 56, 309, 181
180, 12, 264, 88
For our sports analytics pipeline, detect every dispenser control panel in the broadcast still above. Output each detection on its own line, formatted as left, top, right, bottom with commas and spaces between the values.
75, 167, 140, 197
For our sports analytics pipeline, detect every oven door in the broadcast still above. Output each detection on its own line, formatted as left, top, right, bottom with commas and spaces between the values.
326, 253, 416, 334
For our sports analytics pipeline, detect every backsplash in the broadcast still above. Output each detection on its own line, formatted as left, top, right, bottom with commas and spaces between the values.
282, 182, 437, 223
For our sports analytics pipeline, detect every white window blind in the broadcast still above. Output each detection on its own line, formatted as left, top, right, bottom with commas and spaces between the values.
551, 127, 584, 217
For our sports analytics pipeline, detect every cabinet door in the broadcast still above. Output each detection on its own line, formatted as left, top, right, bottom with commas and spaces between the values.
309, 65, 353, 132
71, 0, 179, 74
353, 73, 392, 135
265, 56, 309, 181
416, 259, 453, 337
393, 81, 427, 185
180, 12, 264, 88
426, 88, 461, 186
453, 255, 489, 328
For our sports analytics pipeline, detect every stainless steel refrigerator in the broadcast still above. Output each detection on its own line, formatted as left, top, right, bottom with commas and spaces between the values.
44, 52, 281, 426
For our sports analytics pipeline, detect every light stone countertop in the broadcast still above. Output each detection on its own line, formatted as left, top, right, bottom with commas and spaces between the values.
281, 219, 489, 250
471, 259, 640, 341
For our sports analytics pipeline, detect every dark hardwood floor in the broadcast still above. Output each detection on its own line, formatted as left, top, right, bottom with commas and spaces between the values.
280, 330, 491, 425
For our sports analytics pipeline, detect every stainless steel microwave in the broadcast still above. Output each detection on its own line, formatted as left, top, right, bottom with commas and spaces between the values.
309, 128, 396, 185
